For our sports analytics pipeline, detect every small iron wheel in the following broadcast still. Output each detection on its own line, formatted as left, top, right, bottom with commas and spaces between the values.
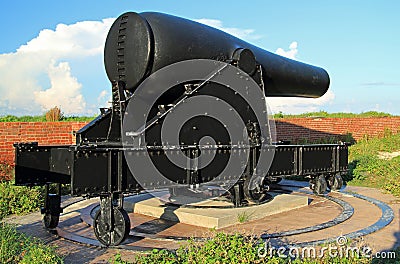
244, 177, 267, 204
94, 207, 131, 246
312, 175, 327, 195
43, 213, 59, 229
327, 174, 343, 191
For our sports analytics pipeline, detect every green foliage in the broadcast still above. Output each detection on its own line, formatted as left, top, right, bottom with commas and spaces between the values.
0, 181, 43, 219
59, 115, 96, 121
0, 223, 63, 263
111, 233, 378, 264
0, 114, 47, 122
127, 233, 262, 264
346, 131, 400, 197
111, 253, 131, 264
273, 110, 393, 119
0, 114, 95, 122
0, 110, 394, 122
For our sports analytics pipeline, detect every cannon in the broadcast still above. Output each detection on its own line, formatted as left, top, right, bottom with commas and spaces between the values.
14, 11, 348, 246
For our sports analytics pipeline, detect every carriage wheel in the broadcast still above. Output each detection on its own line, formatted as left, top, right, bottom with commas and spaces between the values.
312, 175, 327, 195
244, 177, 267, 204
327, 174, 343, 191
93, 207, 131, 246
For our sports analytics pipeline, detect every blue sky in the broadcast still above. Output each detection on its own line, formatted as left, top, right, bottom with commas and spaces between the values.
1, 0, 399, 115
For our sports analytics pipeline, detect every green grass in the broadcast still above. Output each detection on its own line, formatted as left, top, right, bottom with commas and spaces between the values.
0, 223, 63, 263
0, 114, 94, 122
345, 130, 400, 197
273, 111, 394, 119
0, 111, 395, 122
0, 167, 65, 263
110, 232, 382, 264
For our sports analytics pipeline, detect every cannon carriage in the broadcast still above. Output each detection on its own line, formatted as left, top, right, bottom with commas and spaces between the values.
14, 11, 348, 246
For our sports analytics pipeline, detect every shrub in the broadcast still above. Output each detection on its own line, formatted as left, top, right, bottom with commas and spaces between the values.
45, 106, 63, 121
0, 181, 43, 219
0, 223, 63, 263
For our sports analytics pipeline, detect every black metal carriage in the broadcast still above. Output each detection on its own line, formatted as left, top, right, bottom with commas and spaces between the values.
14, 11, 348, 246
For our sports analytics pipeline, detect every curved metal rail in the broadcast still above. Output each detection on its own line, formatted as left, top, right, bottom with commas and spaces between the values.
55, 186, 394, 250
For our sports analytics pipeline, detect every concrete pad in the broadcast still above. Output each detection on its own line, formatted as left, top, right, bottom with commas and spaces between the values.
131, 193, 309, 229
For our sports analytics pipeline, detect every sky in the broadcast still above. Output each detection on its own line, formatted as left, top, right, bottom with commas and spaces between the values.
0, 0, 399, 116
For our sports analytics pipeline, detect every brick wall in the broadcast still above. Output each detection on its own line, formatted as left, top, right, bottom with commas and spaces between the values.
1, 117, 400, 164
274, 117, 400, 143
0, 122, 87, 163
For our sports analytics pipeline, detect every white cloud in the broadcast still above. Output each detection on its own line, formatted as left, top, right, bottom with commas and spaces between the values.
97, 90, 108, 103
194, 19, 261, 40
267, 41, 335, 114
0, 18, 114, 115
267, 90, 335, 114
17, 18, 114, 57
34, 61, 86, 114
97, 90, 111, 109
275, 41, 298, 59
0, 16, 334, 117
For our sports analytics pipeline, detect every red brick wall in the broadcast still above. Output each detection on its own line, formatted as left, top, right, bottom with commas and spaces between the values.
275, 117, 400, 143
0, 122, 87, 164
1, 117, 400, 164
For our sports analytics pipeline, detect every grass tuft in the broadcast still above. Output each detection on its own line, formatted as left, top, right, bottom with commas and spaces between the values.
0, 223, 63, 263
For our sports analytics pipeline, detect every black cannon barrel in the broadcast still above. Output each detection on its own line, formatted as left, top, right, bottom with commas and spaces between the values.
105, 12, 329, 98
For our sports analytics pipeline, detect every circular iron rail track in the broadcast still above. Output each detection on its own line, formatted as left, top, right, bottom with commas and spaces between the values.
55, 184, 394, 250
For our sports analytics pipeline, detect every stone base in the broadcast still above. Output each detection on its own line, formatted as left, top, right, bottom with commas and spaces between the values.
131, 192, 309, 229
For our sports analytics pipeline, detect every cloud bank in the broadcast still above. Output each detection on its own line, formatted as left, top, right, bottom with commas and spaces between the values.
267, 90, 335, 114
0, 17, 334, 116
0, 18, 114, 115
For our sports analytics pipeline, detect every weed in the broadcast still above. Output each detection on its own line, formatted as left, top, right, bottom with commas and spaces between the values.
45, 106, 63, 121
237, 211, 252, 223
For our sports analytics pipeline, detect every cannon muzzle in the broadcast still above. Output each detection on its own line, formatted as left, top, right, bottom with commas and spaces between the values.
104, 12, 329, 98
